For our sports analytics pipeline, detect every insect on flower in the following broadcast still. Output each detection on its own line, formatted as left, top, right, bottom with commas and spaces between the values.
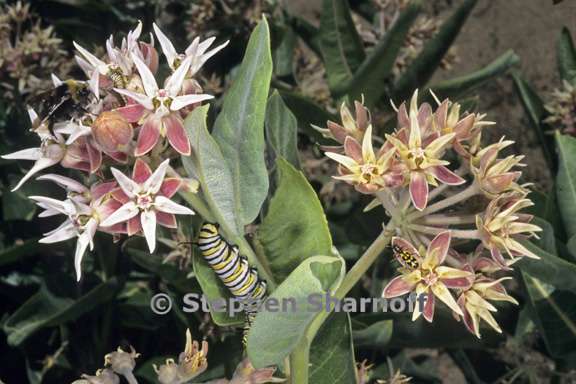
391, 243, 420, 270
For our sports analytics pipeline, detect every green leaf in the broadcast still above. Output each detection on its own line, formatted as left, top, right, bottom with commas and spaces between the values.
257, 158, 332, 282
247, 255, 345, 368
557, 27, 576, 83
393, 0, 477, 101
183, 105, 241, 236
512, 73, 555, 170
265, 92, 300, 168
0, 238, 42, 267
309, 312, 357, 384
3, 278, 121, 346
286, 13, 322, 56
555, 132, 576, 238
212, 19, 273, 227
192, 251, 244, 326
346, 0, 421, 106
319, 0, 366, 96
273, 26, 297, 77
352, 319, 393, 348
2, 189, 36, 221
430, 50, 519, 100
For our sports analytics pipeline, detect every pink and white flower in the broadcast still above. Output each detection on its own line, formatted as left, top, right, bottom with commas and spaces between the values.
114, 54, 213, 156
101, 159, 194, 253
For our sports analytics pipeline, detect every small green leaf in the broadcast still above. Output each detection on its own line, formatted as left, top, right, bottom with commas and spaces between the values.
3, 278, 121, 346
309, 312, 357, 384
555, 133, 576, 238
346, 0, 421, 106
557, 27, 576, 83
212, 19, 273, 227
247, 255, 345, 368
265, 92, 300, 168
286, 13, 322, 56
257, 158, 332, 282
319, 0, 366, 96
430, 50, 519, 100
512, 73, 555, 170
183, 105, 241, 236
393, 0, 477, 101
352, 319, 393, 348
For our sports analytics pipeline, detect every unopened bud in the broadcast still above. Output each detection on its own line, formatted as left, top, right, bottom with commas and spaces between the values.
140, 42, 159, 74
104, 346, 139, 376
93, 111, 133, 153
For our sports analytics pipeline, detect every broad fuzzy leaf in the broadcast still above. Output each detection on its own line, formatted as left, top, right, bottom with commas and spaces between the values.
212, 19, 273, 226
257, 158, 332, 282
557, 27, 576, 83
265, 92, 300, 168
319, 0, 366, 96
247, 255, 344, 368
555, 133, 576, 238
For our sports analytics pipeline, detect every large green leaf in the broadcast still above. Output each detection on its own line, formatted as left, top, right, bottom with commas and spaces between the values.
183, 105, 241, 236
212, 19, 273, 227
346, 0, 421, 106
430, 50, 519, 100
512, 73, 555, 170
286, 13, 322, 56
393, 0, 477, 101
319, 0, 366, 96
352, 319, 393, 348
265, 92, 300, 168
192, 250, 244, 326
257, 158, 332, 282
273, 25, 297, 78
247, 255, 345, 368
555, 133, 576, 238
3, 278, 121, 346
557, 27, 576, 84
309, 312, 357, 384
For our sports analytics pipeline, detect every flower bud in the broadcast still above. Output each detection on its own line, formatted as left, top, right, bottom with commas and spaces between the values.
92, 111, 133, 153
104, 346, 139, 376
140, 42, 159, 74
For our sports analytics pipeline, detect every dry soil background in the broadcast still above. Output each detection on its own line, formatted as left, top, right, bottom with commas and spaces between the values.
286, 0, 576, 189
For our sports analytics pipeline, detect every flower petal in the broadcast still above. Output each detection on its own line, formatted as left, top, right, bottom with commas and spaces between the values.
135, 116, 161, 156
37, 174, 87, 194
164, 115, 191, 155
131, 53, 159, 97
153, 23, 178, 68
127, 215, 142, 236
409, 172, 429, 211
391, 236, 421, 266
115, 103, 146, 123
431, 282, 463, 316
39, 221, 77, 243
165, 55, 192, 96
12, 157, 60, 191
141, 209, 157, 252
382, 275, 415, 298
154, 195, 194, 215
170, 93, 214, 111
2, 147, 42, 161
425, 231, 451, 266
143, 159, 170, 194
114, 88, 154, 111
160, 178, 182, 198
111, 167, 140, 198
100, 201, 139, 227
132, 158, 153, 183
75, 218, 98, 281
157, 211, 177, 228
422, 289, 435, 322
431, 165, 465, 185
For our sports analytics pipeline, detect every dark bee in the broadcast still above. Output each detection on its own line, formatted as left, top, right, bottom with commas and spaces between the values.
30, 80, 92, 136
392, 244, 420, 270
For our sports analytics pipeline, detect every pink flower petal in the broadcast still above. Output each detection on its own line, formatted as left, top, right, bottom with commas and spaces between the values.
423, 290, 435, 322
442, 276, 474, 289
454, 114, 475, 139
87, 143, 102, 174
458, 296, 477, 336
157, 212, 177, 228
382, 275, 415, 298
127, 215, 142, 236
115, 104, 146, 123
490, 247, 511, 270
135, 117, 161, 157
91, 181, 117, 200
105, 151, 128, 163
327, 121, 347, 143
427, 231, 451, 265
160, 178, 182, 198
435, 100, 449, 129
431, 165, 465, 185
397, 102, 409, 129
409, 172, 429, 211
164, 115, 191, 155
111, 188, 130, 204
132, 158, 153, 183
343, 137, 362, 162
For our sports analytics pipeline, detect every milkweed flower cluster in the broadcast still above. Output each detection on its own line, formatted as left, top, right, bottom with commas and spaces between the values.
2, 21, 226, 280
322, 90, 541, 338
543, 80, 576, 135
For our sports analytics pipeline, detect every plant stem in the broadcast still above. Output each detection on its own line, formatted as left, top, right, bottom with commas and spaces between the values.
290, 336, 310, 384
408, 224, 480, 239
417, 213, 478, 225
305, 221, 396, 343
408, 183, 480, 220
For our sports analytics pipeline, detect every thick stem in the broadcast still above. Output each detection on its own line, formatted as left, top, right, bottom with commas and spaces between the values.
408, 183, 480, 220
417, 213, 478, 226
290, 337, 310, 384
305, 221, 396, 342
408, 224, 480, 239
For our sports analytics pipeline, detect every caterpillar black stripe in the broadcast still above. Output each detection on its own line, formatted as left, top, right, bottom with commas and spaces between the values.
197, 223, 267, 346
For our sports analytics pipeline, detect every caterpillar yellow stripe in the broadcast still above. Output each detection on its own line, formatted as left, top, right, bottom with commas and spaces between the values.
197, 223, 267, 346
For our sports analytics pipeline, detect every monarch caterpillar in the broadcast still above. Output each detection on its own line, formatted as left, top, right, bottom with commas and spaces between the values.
197, 223, 267, 346
392, 243, 420, 270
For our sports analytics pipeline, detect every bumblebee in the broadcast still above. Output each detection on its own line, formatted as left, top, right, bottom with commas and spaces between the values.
392, 244, 420, 270
30, 80, 92, 136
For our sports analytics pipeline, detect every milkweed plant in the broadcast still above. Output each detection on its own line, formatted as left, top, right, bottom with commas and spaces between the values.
3, 1, 571, 383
